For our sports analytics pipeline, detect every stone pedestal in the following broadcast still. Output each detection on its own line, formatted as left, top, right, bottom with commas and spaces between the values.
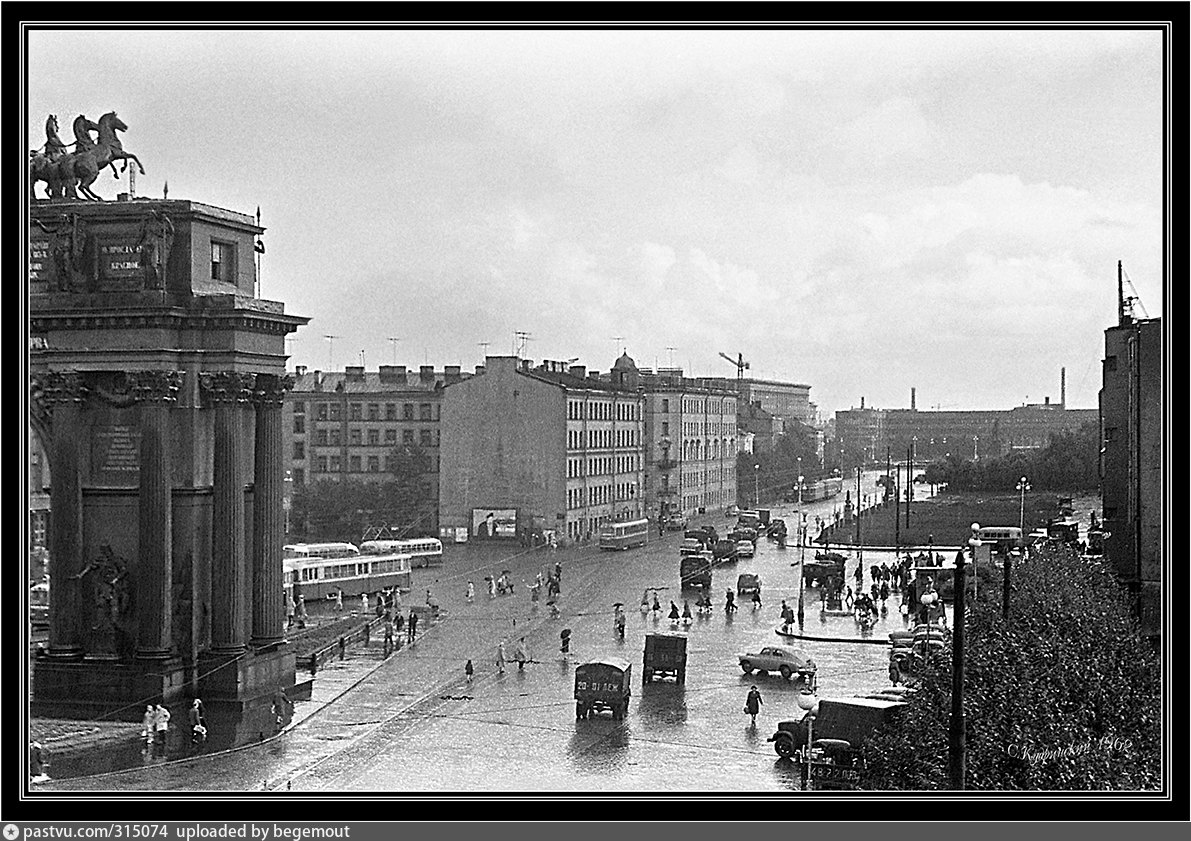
32, 655, 187, 720
198, 646, 296, 747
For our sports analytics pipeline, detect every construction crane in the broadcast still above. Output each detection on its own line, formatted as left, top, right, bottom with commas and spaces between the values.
718, 351, 750, 382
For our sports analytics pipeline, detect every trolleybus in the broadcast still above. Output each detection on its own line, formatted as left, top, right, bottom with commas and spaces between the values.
598, 518, 650, 551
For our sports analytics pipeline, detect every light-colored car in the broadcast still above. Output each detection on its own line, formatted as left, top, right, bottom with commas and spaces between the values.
736, 540, 755, 558
666, 513, 689, 531
739, 645, 817, 681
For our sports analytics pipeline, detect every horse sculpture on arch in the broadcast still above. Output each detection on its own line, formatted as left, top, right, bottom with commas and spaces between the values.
31, 111, 146, 201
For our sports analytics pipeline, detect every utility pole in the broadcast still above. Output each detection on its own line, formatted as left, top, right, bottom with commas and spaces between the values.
324, 335, 340, 371
894, 458, 901, 555
950, 533, 970, 790
388, 337, 401, 364
855, 466, 862, 565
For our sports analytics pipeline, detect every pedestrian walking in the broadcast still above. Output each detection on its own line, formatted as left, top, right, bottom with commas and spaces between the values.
751, 589, 762, 610
658, 518, 665, 537
425, 588, 433, 606
725, 589, 737, 613
361, 592, 369, 616
189, 698, 207, 746
682, 600, 693, 623
375, 596, 386, 618
668, 601, 680, 621
383, 616, 395, 657
465, 659, 474, 683
488, 577, 497, 599
651, 592, 661, 614
554, 562, 562, 584
640, 589, 650, 613
296, 594, 308, 628
560, 628, 571, 657
29, 740, 49, 782
615, 606, 626, 639
285, 591, 295, 628
407, 609, 419, 643
466, 581, 475, 603
744, 686, 763, 727
334, 589, 343, 612
496, 641, 507, 674
141, 704, 156, 749
515, 637, 528, 671
845, 587, 854, 610
154, 703, 171, 754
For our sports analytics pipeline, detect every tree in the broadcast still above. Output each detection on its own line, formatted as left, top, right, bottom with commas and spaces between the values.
922, 422, 1099, 492
861, 543, 1160, 790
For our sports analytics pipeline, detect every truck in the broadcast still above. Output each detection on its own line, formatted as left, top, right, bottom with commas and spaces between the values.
768, 696, 906, 788
680, 551, 713, 590
642, 632, 687, 684
575, 658, 632, 720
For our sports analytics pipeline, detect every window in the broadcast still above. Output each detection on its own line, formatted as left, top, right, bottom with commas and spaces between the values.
293, 468, 304, 485
293, 442, 305, 460
329, 403, 342, 421
329, 429, 341, 446
386, 403, 397, 420
385, 429, 397, 444
316, 403, 328, 421
403, 430, 415, 444
293, 401, 305, 414
293, 416, 305, 434
329, 456, 341, 472
368, 429, 380, 446
404, 403, 414, 420
367, 404, 379, 420
368, 456, 380, 472
349, 403, 362, 420
420, 429, 432, 447
211, 240, 236, 282
420, 403, 432, 421
314, 429, 328, 446
349, 429, 362, 446
350, 456, 361, 472
315, 457, 328, 473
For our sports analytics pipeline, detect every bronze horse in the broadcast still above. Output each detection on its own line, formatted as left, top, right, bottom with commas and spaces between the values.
47, 112, 145, 201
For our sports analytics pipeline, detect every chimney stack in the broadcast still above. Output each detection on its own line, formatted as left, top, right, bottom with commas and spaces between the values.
420, 365, 435, 382
444, 365, 461, 385
345, 365, 364, 381
570, 365, 586, 379
911, 387, 917, 411
294, 365, 307, 377
1061, 367, 1066, 408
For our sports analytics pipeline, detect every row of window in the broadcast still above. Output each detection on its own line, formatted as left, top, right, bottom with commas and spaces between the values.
566, 455, 643, 479
296, 428, 439, 448
566, 483, 638, 510
683, 488, 732, 509
567, 400, 641, 421
311, 454, 437, 479
566, 428, 641, 450
682, 421, 733, 436
681, 438, 735, 460
295, 401, 438, 422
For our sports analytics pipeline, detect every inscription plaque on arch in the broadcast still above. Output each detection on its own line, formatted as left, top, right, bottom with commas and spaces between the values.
98, 240, 145, 291
90, 424, 141, 486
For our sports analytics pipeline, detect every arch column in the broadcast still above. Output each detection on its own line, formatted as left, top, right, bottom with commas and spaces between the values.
133, 371, 183, 659
33, 372, 88, 657
201, 372, 255, 655
251, 373, 292, 648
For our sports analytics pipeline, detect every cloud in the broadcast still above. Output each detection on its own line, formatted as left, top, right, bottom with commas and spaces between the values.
836, 97, 938, 165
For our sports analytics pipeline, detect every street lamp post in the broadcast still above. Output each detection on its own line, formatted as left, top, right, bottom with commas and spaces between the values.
1010, 478, 1030, 622
754, 463, 760, 508
797, 457, 802, 505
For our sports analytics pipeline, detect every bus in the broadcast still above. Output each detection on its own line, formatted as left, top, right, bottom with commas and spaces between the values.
283, 553, 412, 600
599, 518, 650, 551
975, 526, 1023, 559
358, 537, 443, 568
30, 577, 50, 629
283, 542, 361, 561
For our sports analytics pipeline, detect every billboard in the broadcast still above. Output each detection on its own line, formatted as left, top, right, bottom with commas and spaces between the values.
472, 509, 517, 539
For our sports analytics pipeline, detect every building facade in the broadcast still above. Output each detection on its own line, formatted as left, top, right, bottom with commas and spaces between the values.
638, 368, 737, 520
283, 364, 465, 537
439, 356, 646, 544
1100, 316, 1161, 641
836, 401, 1098, 469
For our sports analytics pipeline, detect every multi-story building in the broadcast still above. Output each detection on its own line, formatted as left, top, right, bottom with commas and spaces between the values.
737, 401, 784, 455
637, 366, 737, 521
283, 364, 465, 536
438, 356, 646, 544
835, 375, 1098, 469
700, 375, 814, 427
1100, 313, 1161, 641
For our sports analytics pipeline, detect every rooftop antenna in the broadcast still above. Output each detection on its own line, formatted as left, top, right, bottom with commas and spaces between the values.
1118, 261, 1149, 322
478, 341, 490, 362
387, 337, 401, 364
324, 335, 341, 370
612, 336, 624, 356
359, 349, 366, 368
163, 180, 168, 200
513, 331, 532, 357
254, 206, 262, 298
129, 163, 137, 198
665, 346, 677, 369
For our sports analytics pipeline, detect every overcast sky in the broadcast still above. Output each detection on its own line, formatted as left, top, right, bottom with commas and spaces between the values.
28, 27, 1165, 415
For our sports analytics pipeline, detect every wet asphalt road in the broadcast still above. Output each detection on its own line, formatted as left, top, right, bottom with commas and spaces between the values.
47, 472, 930, 792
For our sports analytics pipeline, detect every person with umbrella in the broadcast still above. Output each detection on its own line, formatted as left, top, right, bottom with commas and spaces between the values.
559, 628, 572, 658
681, 600, 693, 625
668, 601, 680, 624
